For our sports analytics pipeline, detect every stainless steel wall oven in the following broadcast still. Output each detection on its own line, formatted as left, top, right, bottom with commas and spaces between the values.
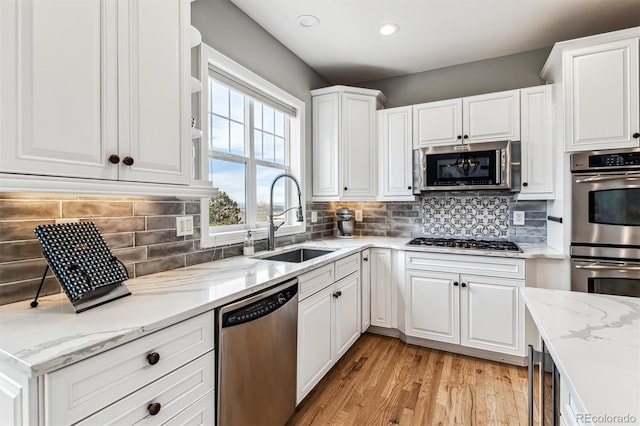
570, 147, 640, 297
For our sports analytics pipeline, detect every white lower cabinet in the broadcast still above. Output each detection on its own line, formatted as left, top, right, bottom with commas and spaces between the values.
296, 254, 361, 404
405, 252, 526, 357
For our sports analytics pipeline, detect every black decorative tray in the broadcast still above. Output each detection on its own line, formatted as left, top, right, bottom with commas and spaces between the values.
34, 222, 130, 313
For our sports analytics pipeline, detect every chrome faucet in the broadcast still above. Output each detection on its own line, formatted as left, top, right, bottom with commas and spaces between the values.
268, 173, 304, 250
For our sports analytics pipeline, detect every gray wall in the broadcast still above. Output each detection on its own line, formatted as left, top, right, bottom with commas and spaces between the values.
191, 0, 329, 194
354, 47, 552, 108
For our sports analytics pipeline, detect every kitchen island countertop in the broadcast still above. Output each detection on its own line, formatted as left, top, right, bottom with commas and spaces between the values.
0, 237, 562, 378
521, 288, 639, 424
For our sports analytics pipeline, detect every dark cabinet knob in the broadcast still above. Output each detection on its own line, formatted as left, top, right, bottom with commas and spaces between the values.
522, 182, 528, 187
461, 283, 467, 288
463, 135, 469, 139
633, 132, 640, 139
108, 154, 120, 164
122, 156, 135, 166
407, 186, 412, 190
363, 257, 368, 262
333, 291, 342, 298
147, 352, 160, 365
344, 187, 348, 191
453, 281, 459, 286
457, 135, 462, 140
148, 402, 161, 416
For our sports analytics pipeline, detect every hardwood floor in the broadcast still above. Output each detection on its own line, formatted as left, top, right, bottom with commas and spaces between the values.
287, 333, 531, 425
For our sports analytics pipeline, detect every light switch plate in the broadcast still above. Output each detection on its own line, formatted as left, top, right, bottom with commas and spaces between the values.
513, 211, 525, 226
311, 211, 318, 223
176, 216, 194, 236
355, 210, 363, 222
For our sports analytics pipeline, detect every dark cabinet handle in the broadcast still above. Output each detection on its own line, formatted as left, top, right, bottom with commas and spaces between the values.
457, 135, 462, 140
122, 156, 135, 166
453, 281, 459, 286
522, 182, 528, 187
461, 283, 467, 288
147, 352, 160, 365
633, 132, 640, 139
344, 187, 348, 191
333, 291, 342, 298
148, 402, 161, 416
407, 186, 412, 190
108, 154, 120, 164
463, 135, 469, 139
363, 257, 368, 262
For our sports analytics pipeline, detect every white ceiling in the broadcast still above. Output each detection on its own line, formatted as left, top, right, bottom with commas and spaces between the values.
230, 0, 640, 84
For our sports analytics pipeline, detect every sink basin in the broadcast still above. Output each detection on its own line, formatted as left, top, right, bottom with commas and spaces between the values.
256, 248, 335, 263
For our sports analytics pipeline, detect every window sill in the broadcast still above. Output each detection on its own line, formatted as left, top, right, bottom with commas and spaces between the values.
200, 223, 306, 249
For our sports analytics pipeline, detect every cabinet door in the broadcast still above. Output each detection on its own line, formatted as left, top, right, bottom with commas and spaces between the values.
378, 107, 414, 198
117, 0, 191, 184
312, 93, 340, 197
564, 38, 640, 151
361, 249, 371, 331
412, 99, 462, 147
334, 273, 361, 359
341, 93, 377, 198
462, 90, 520, 143
459, 275, 524, 356
405, 270, 460, 344
0, 0, 119, 179
519, 85, 554, 199
370, 248, 393, 328
297, 285, 334, 403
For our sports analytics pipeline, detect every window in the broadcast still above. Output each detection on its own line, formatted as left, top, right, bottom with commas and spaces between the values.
199, 45, 305, 247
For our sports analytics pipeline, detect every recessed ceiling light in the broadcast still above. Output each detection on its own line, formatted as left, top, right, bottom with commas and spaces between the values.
379, 23, 399, 36
297, 15, 320, 29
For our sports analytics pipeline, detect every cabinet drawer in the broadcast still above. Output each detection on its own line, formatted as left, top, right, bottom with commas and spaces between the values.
299, 264, 334, 301
163, 390, 215, 426
45, 311, 214, 425
405, 251, 525, 279
335, 253, 360, 281
77, 351, 214, 425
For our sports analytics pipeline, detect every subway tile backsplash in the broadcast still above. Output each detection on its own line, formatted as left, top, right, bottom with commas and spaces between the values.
0, 191, 546, 306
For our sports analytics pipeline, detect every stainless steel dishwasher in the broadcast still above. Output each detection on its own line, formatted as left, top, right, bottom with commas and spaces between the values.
217, 278, 298, 426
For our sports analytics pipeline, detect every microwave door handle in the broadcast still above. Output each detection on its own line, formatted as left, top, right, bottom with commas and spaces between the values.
574, 263, 640, 271
496, 150, 502, 184
575, 172, 640, 183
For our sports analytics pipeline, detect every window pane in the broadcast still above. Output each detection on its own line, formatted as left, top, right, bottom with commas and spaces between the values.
230, 90, 244, 122
275, 136, 285, 164
263, 133, 274, 162
211, 115, 229, 152
256, 165, 285, 223
254, 129, 263, 160
209, 158, 246, 226
254, 103, 263, 130
274, 111, 284, 137
263, 105, 274, 133
230, 121, 245, 155
211, 81, 229, 117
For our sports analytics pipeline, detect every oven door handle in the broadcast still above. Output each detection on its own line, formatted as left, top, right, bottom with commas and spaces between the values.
574, 263, 640, 271
574, 172, 640, 183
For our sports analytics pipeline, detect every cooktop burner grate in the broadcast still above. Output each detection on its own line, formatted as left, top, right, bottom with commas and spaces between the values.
407, 237, 522, 252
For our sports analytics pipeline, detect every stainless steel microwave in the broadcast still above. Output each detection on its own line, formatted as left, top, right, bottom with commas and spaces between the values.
412, 140, 520, 193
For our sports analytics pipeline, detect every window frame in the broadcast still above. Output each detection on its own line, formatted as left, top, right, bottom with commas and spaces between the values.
199, 44, 306, 248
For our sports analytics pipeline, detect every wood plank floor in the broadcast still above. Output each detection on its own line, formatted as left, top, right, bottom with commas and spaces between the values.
287, 333, 532, 425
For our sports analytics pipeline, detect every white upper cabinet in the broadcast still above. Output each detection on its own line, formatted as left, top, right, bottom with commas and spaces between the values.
412, 99, 462, 147
378, 106, 415, 200
0, 0, 192, 187
563, 38, 640, 151
519, 85, 555, 199
463, 90, 520, 143
413, 90, 520, 147
311, 86, 386, 201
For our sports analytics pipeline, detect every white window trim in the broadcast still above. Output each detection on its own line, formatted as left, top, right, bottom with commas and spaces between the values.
199, 43, 306, 248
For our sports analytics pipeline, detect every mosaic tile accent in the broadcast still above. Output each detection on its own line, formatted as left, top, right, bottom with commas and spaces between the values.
422, 196, 510, 238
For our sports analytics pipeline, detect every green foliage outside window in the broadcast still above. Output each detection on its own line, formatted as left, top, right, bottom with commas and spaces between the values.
209, 191, 241, 226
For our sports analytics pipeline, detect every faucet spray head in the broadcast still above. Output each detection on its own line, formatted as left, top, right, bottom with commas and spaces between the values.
296, 206, 304, 222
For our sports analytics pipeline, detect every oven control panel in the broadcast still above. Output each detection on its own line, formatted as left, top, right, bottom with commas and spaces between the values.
572, 147, 640, 172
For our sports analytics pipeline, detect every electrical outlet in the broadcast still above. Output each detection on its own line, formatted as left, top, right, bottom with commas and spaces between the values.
355, 210, 363, 222
55, 218, 79, 224
311, 211, 318, 223
513, 211, 525, 226
176, 215, 194, 236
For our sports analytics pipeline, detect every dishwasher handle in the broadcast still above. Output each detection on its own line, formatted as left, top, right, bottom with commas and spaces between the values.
220, 279, 298, 328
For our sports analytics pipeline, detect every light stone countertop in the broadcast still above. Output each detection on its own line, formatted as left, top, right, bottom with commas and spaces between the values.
521, 288, 640, 423
0, 237, 563, 378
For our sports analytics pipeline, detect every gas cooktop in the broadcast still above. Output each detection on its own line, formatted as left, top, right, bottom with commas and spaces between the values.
406, 237, 522, 252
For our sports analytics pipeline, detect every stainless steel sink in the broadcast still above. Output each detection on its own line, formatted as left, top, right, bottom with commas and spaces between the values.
255, 248, 335, 263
